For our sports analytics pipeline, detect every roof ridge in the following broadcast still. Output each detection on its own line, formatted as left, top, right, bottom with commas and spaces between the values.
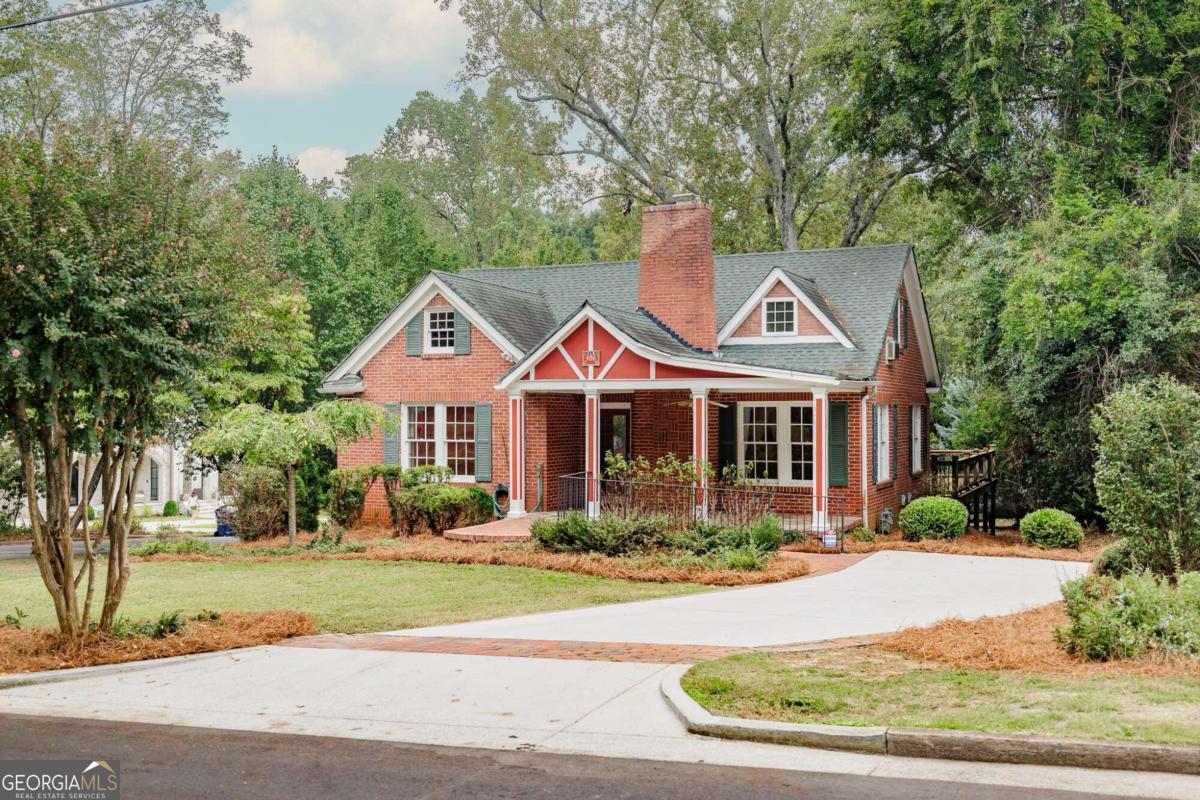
434, 270, 549, 299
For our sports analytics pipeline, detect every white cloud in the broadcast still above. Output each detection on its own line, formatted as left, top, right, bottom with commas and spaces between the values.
225, 0, 468, 94
295, 145, 349, 184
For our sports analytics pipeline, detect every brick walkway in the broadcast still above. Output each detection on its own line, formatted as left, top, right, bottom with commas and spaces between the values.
280, 634, 747, 664
279, 633, 881, 664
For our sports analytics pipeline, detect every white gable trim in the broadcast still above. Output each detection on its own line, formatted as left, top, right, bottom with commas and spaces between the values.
902, 254, 942, 387
323, 273, 523, 384
717, 267, 854, 349
497, 304, 843, 390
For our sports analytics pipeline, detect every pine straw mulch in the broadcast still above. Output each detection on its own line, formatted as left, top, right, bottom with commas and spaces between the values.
0, 610, 316, 675
828, 529, 1116, 563
134, 532, 812, 586
880, 602, 1200, 678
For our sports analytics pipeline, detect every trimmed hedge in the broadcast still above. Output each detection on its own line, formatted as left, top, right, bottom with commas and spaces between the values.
1020, 508, 1084, 549
898, 496, 968, 541
162, 500, 180, 517
391, 483, 489, 535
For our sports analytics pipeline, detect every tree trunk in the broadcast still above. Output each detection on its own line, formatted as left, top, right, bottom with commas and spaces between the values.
286, 464, 297, 547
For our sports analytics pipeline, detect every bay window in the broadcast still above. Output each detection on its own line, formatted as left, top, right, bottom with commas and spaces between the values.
739, 402, 814, 484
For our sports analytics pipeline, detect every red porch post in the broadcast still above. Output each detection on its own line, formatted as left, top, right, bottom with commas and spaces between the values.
584, 390, 601, 518
692, 390, 708, 518
508, 391, 526, 516
813, 387, 829, 531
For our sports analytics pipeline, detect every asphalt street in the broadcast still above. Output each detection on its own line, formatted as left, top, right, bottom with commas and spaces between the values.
0, 713, 1117, 800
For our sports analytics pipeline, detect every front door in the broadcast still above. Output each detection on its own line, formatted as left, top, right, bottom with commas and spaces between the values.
599, 409, 631, 466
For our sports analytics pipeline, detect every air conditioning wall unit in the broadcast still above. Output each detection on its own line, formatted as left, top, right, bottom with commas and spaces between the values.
885, 335, 898, 363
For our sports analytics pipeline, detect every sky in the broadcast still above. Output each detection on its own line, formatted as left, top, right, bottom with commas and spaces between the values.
208, 0, 470, 183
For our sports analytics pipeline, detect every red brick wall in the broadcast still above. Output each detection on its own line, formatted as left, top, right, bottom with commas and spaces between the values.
637, 202, 718, 351
525, 393, 583, 511
865, 283, 932, 529
337, 293, 515, 520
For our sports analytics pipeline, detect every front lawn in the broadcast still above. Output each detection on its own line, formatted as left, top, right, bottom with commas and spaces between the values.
0, 558, 709, 634
683, 647, 1200, 745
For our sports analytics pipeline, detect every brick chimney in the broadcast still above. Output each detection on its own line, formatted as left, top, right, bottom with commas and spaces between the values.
637, 194, 717, 351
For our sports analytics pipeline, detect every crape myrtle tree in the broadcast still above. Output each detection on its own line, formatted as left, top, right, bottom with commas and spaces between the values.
0, 128, 310, 636
192, 401, 391, 547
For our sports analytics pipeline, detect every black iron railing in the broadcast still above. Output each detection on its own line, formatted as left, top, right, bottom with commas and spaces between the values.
557, 472, 847, 549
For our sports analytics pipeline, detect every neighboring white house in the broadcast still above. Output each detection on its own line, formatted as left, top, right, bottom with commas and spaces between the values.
65, 442, 221, 514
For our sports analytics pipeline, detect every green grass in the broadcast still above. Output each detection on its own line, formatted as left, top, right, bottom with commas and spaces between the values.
0, 558, 709, 634
682, 648, 1200, 745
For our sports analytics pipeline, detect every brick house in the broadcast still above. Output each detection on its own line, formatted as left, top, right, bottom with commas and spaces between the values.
323, 197, 941, 531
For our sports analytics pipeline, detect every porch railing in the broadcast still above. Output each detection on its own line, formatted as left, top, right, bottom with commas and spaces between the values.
557, 472, 848, 550
928, 447, 999, 534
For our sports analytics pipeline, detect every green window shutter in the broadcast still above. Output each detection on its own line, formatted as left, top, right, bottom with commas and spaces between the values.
717, 402, 737, 479
890, 404, 898, 480
828, 403, 849, 487
871, 405, 878, 485
474, 403, 492, 481
382, 403, 401, 465
405, 316, 422, 357
454, 311, 471, 355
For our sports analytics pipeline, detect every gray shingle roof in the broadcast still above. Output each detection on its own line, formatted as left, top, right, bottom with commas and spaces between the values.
451, 245, 913, 380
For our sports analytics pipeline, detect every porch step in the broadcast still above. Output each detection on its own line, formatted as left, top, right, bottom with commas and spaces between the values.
444, 514, 541, 542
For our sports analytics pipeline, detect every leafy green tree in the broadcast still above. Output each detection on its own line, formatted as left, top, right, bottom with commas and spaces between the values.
193, 401, 390, 546
0, 0, 248, 151
0, 129, 266, 635
825, 0, 1200, 227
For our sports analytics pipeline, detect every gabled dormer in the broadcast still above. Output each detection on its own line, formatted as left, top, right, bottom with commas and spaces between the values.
717, 267, 855, 348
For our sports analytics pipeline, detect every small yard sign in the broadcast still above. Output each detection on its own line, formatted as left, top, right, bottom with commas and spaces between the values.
822, 530, 838, 549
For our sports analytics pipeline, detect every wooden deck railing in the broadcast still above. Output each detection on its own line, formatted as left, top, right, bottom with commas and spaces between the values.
928, 447, 999, 534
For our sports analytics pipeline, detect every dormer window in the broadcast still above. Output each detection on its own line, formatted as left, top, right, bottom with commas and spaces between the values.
762, 299, 797, 335
425, 309, 455, 353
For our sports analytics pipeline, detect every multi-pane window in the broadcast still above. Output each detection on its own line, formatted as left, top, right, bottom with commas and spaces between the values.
425, 310, 455, 352
742, 406, 778, 480
739, 403, 815, 484
445, 405, 476, 478
763, 299, 797, 335
911, 405, 924, 474
875, 405, 891, 482
406, 405, 437, 467
790, 406, 814, 482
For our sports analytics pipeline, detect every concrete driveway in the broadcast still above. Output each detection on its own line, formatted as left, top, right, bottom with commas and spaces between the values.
387, 550, 1088, 647
4, 551, 1183, 799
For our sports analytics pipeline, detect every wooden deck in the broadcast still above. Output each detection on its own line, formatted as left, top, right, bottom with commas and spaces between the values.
929, 448, 999, 534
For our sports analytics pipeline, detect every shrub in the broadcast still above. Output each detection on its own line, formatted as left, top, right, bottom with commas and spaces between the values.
392, 483, 487, 535
226, 463, 287, 540
402, 465, 452, 487
328, 467, 376, 528
898, 496, 968, 541
531, 512, 669, 556
1057, 572, 1200, 661
846, 526, 875, 543
162, 500, 180, 518
295, 448, 334, 532
131, 538, 222, 557
468, 485, 494, 521
86, 504, 97, 521
1092, 538, 1137, 578
718, 544, 771, 571
531, 512, 595, 552
750, 515, 784, 552
1093, 377, 1200, 575
1020, 508, 1084, 549
152, 523, 185, 542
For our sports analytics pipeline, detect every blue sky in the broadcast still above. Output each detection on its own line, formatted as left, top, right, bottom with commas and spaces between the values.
207, 0, 469, 181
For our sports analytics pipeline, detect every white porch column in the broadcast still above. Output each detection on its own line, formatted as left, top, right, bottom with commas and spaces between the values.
584, 390, 601, 518
507, 392, 526, 517
813, 387, 830, 531
691, 390, 708, 519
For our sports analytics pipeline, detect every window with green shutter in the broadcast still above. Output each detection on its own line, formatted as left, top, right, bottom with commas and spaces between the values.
405, 316, 422, 356
474, 403, 492, 481
828, 403, 849, 487
454, 312, 471, 355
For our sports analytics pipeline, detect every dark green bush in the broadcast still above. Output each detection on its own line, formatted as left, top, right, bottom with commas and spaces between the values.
1057, 572, 1200, 661
162, 500, 180, 517
532, 512, 670, 556
295, 448, 334, 532
750, 515, 784, 552
1092, 539, 1137, 578
468, 485, 494, 521
1020, 508, 1084, 549
392, 483, 488, 535
328, 467, 376, 528
898, 496, 968, 541
718, 544, 771, 571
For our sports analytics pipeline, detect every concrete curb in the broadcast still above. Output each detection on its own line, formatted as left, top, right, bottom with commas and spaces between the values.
0, 649, 244, 691
660, 666, 1200, 776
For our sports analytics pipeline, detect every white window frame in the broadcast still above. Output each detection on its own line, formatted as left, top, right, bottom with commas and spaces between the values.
401, 403, 476, 482
911, 405, 924, 475
424, 309, 455, 353
875, 405, 891, 482
736, 401, 815, 486
761, 298, 798, 336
